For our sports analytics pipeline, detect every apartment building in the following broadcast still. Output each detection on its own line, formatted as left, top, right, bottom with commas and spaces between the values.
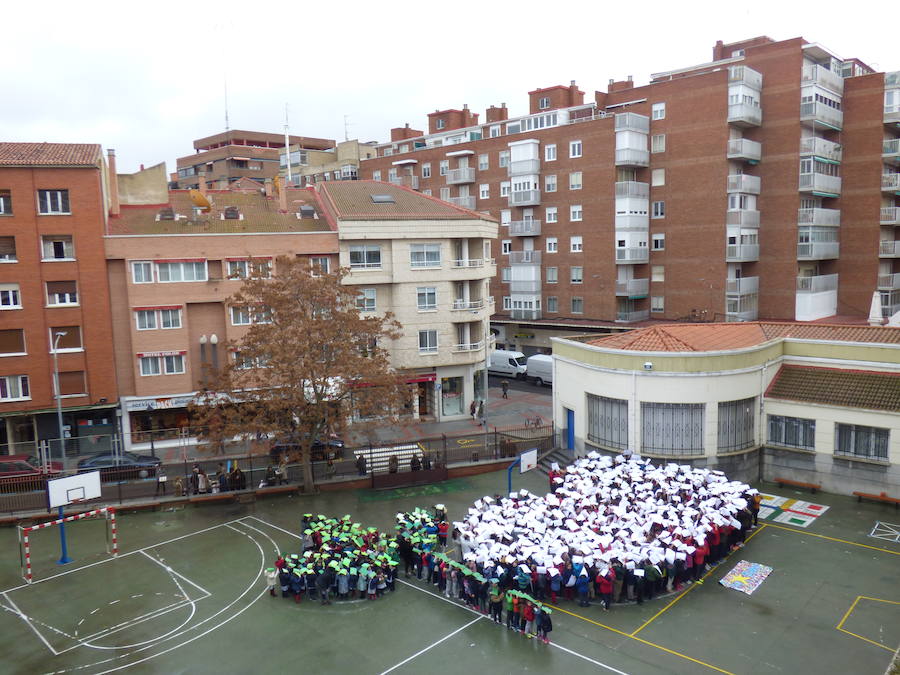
0, 143, 119, 459
361, 36, 900, 356
279, 139, 379, 186
174, 130, 335, 190
105, 168, 338, 453
317, 181, 498, 421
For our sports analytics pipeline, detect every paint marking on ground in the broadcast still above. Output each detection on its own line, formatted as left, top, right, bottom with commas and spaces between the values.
835, 595, 900, 653
764, 522, 900, 555
869, 521, 900, 543
378, 616, 484, 675
1, 591, 59, 655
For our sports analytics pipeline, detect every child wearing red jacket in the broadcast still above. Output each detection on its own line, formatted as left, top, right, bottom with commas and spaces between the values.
522, 601, 536, 637
596, 568, 615, 611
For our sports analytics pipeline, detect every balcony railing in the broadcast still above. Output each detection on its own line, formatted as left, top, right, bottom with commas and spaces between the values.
615, 214, 650, 231
725, 243, 760, 262
797, 241, 840, 260
453, 341, 484, 353
800, 101, 843, 130
615, 181, 650, 198
615, 309, 651, 323
614, 112, 650, 133
615, 148, 650, 167
880, 240, 900, 257
726, 138, 762, 162
509, 190, 541, 206
509, 220, 542, 236
796, 273, 838, 293
508, 159, 540, 176
446, 168, 475, 185
729, 65, 763, 90
884, 138, 900, 165
799, 172, 841, 195
726, 209, 760, 227
726, 276, 759, 295
615, 247, 650, 264
881, 206, 900, 225
798, 207, 841, 226
726, 308, 759, 322
390, 175, 419, 189
510, 308, 542, 321
802, 65, 844, 94
886, 104, 900, 124
728, 103, 763, 127
448, 196, 476, 209
883, 174, 900, 192
509, 250, 541, 265
727, 174, 761, 194
450, 258, 486, 268
878, 272, 900, 290
615, 278, 649, 297
800, 137, 843, 163
451, 298, 485, 311
510, 279, 541, 294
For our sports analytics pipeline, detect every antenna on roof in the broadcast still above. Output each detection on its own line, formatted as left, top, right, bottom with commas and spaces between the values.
224, 77, 230, 132
284, 103, 292, 184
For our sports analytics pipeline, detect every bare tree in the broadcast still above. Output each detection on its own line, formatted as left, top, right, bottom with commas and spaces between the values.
191, 255, 408, 489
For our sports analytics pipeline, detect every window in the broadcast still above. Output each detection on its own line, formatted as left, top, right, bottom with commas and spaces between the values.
570, 236, 583, 252
499, 151, 509, 168
768, 415, 815, 451
490, 125, 501, 138
131, 261, 153, 283
479, 184, 490, 199
136, 310, 157, 330
499, 296, 510, 310
546, 267, 558, 283
310, 257, 330, 275
231, 306, 251, 326
652, 102, 666, 120
439, 160, 449, 176
422, 189, 432, 196
46, 281, 77, 306
546, 296, 558, 312
410, 243, 441, 268
139, 356, 161, 376
416, 287, 437, 311
501, 267, 511, 283
37, 189, 70, 215
570, 266, 583, 283
372, 170, 382, 182
160, 308, 181, 329
500, 182, 510, 198
545, 144, 557, 161
478, 154, 489, 171
356, 288, 376, 312
157, 261, 207, 282
835, 423, 889, 461
546, 237, 558, 253
652, 201, 665, 218
0, 329, 25, 355
50, 327, 82, 352
651, 134, 666, 153
569, 140, 583, 158
717, 398, 755, 453
651, 169, 665, 187
421, 163, 431, 179
571, 297, 584, 313
642, 402, 704, 455
0, 375, 29, 401
587, 394, 629, 450
436, 119, 446, 130
227, 258, 270, 279
500, 209, 511, 225
538, 96, 550, 109
418, 329, 438, 353
652, 233, 666, 250
0, 236, 15, 261
652, 265, 665, 282
651, 296, 664, 312
570, 204, 583, 222
0, 283, 21, 309
501, 240, 512, 255
41, 235, 74, 260
349, 245, 381, 269
0, 190, 11, 215
568, 171, 582, 191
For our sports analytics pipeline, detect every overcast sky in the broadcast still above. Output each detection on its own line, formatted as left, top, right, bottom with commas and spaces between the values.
3, 0, 897, 175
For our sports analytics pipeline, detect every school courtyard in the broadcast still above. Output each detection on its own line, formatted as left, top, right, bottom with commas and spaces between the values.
0, 467, 897, 675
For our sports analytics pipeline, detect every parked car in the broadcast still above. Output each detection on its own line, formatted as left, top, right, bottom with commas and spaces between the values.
270, 436, 345, 463
77, 451, 161, 480
0, 456, 50, 492
488, 349, 527, 379
24, 454, 65, 474
525, 354, 553, 387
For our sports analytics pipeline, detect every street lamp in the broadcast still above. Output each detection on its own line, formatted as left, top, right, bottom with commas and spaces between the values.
52, 331, 67, 466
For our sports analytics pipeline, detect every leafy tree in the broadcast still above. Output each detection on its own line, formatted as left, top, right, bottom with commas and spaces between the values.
191, 255, 408, 489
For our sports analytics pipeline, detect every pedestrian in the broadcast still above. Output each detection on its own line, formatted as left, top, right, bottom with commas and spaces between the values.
522, 600, 536, 636
356, 454, 367, 476
410, 454, 421, 471
490, 584, 504, 623
597, 567, 615, 611
197, 468, 210, 494
501, 379, 509, 398
276, 455, 288, 485
265, 464, 277, 487
217, 463, 229, 492
749, 490, 763, 527
538, 607, 553, 644
154, 465, 167, 496
189, 465, 200, 495
505, 588, 516, 629
265, 567, 278, 597
325, 457, 336, 480
470, 399, 477, 423
477, 400, 485, 426
388, 455, 399, 474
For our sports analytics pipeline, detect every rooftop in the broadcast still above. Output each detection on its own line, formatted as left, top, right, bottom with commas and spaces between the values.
766, 365, 900, 412
318, 181, 497, 222
0, 142, 101, 167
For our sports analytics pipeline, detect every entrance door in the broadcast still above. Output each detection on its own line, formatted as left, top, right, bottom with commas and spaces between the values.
565, 408, 575, 450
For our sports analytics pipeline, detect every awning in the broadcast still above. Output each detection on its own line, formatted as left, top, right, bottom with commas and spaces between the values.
230, 156, 252, 161
406, 373, 437, 384
132, 305, 182, 311
392, 159, 418, 166
445, 150, 474, 157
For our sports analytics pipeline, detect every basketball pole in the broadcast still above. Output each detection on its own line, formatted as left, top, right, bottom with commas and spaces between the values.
57, 505, 72, 565
507, 457, 521, 497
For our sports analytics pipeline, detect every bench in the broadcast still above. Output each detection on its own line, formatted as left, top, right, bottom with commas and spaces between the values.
189, 492, 235, 505
775, 477, 821, 493
256, 485, 298, 498
853, 491, 900, 508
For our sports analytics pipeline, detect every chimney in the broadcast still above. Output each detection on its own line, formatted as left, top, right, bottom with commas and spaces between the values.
107, 149, 120, 216
278, 181, 288, 213
485, 104, 508, 123
198, 170, 207, 195
714, 40, 725, 60
264, 178, 274, 198
568, 80, 585, 106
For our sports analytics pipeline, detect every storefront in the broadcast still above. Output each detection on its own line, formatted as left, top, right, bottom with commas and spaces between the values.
121, 394, 197, 453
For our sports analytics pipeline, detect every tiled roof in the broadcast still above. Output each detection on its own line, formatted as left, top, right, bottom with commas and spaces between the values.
108, 189, 332, 235
319, 181, 496, 221
766, 365, 900, 412
0, 142, 101, 166
586, 321, 900, 352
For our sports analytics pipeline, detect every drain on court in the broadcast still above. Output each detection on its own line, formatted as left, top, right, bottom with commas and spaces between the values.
868, 521, 900, 543
758, 494, 829, 528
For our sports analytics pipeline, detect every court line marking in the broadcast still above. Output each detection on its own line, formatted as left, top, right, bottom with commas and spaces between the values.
139, 550, 212, 597
836, 595, 900, 653
2, 590, 59, 655
763, 522, 900, 555
378, 616, 484, 675
249, 515, 631, 675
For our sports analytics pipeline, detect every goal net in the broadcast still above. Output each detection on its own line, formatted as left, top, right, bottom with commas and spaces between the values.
18, 507, 118, 583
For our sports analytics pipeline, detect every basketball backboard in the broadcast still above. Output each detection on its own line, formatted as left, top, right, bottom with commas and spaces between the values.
48, 471, 101, 509
520, 448, 538, 473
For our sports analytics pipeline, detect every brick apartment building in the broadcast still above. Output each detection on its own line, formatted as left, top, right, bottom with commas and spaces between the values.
280, 139, 379, 186
360, 36, 900, 356
0, 143, 119, 460
174, 129, 336, 190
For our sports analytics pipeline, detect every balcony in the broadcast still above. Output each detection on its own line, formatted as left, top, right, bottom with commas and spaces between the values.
726, 138, 762, 163
729, 65, 763, 90
726, 276, 759, 295
450, 258, 487, 268
615, 181, 650, 198
799, 172, 841, 196
509, 250, 541, 265
728, 103, 763, 127
510, 279, 541, 294
801, 65, 844, 94
797, 241, 840, 260
451, 298, 485, 311
887, 104, 900, 124
448, 196, 476, 209
726, 307, 758, 322
508, 159, 540, 176
615, 247, 650, 264
726, 209, 760, 227
614, 112, 650, 133
509, 190, 541, 207
881, 207, 900, 225
880, 240, 900, 257
510, 308, 542, 321
615, 309, 650, 323
883, 173, 900, 193
615, 278, 649, 297
798, 207, 841, 226
727, 174, 761, 194
389, 175, 419, 189
885, 139, 900, 166
878, 272, 900, 290
615, 147, 650, 167
796, 273, 838, 293
726, 243, 760, 262
800, 101, 843, 130
446, 168, 475, 185
453, 341, 484, 353
800, 137, 843, 163
509, 220, 541, 236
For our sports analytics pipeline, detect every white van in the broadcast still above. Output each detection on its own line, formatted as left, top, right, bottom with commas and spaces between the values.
488, 349, 527, 379
525, 354, 553, 386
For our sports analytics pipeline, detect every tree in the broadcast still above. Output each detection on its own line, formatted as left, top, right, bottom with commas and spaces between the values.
191, 255, 409, 489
